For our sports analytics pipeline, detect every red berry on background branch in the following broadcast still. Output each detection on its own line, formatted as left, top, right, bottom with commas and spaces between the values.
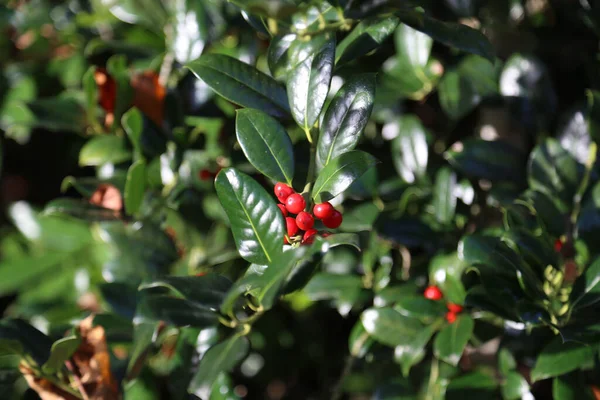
277, 204, 288, 217
199, 169, 213, 181
285, 193, 306, 214
274, 183, 294, 203
303, 229, 318, 245
322, 209, 342, 229
446, 311, 457, 323
296, 211, 314, 230
554, 238, 563, 253
313, 202, 334, 220
423, 285, 443, 301
447, 303, 463, 313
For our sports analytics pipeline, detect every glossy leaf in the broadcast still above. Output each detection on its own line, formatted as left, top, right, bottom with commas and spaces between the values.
528, 139, 582, 206
169, 0, 207, 64
336, 16, 400, 66
79, 135, 132, 166
42, 336, 80, 374
123, 107, 143, 155
304, 273, 363, 303
348, 320, 373, 358
502, 372, 531, 400
312, 150, 379, 202
432, 167, 457, 225
215, 168, 284, 264
188, 335, 249, 393
570, 256, 600, 310
361, 307, 424, 347
125, 160, 146, 215
235, 108, 294, 185
434, 315, 474, 366
267, 34, 296, 80
187, 54, 290, 118
316, 74, 376, 171
398, 10, 495, 62
391, 116, 428, 183
139, 274, 232, 310
446, 139, 526, 183
395, 23, 433, 69
531, 337, 596, 382
395, 324, 437, 376
138, 295, 218, 328
439, 56, 498, 120
287, 35, 335, 129
553, 372, 595, 400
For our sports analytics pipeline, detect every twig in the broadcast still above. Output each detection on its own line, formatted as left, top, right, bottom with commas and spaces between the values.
330, 355, 355, 400
65, 359, 90, 400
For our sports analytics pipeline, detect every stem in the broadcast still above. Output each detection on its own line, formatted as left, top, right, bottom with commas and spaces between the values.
570, 142, 597, 227
304, 126, 319, 194
425, 358, 440, 400
330, 355, 355, 400
66, 360, 90, 400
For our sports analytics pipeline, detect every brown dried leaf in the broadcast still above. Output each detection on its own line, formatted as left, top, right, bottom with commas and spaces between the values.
19, 363, 79, 400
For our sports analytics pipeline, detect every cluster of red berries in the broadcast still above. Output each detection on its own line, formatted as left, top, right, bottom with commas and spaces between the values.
423, 285, 463, 324
274, 182, 343, 245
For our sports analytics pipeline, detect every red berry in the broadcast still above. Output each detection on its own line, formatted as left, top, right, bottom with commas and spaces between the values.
554, 238, 563, 253
286, 217, 299, 238
321, 232, 332, 238
199, 169, 213, 181
447, 303, 463, 313
446, 311, 457, 324
296, 211, 314, 230
423, 285, 443, 301
277, 204, 288, 217
322, 209, 342, 229
303, 229, 318, 244
313, 202, 334, 220
285, 193, 306, 214
274, 183, 294, 203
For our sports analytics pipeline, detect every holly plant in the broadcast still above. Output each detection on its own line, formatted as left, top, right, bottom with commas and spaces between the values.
1, 0, 600, 399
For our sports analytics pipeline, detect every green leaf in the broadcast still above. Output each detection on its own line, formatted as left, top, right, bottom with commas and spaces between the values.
0, 319, 52, 366
348, 320, 373, 358
397, 10, 495, 63
0, 252, 71, 295
501, 372, 530, 400
312, 150, 379, 202
123, 107, 144, 154
587, 89, 600, 145
429, 253, 467, 305
336, 16, 400, 66
433, 315, 474, 366
528, 138, 583, 207
267, 34, 296, 80
304, 273, 364, 303
235, 108, 294, 185
127, 322, 158, 374
79, 135, 132, 166
439, 56, 498, 120
316, 74, 376, 171
139, 274, 232, 310
43, 198, 120, 221
570, 257, 600, 310
446, 371, 497, 400
446, 139, 526, 183
187, 54, 290, 118
42, 336, 81, 374
553, 372, 595, 400
138, 295, 218, 328
214, 168, 284, 264
395, 324, 437, 376
210, 373, 240, 400
287, 35, 335, 130
168, 0, 207, 64
125, 160, 146, 215
394, 295, 446, 323
395, 23, 433, 70
531, 337, 596, 382
188, 335, 249, 393
391, 116, 428, 183
432, 167, 457, 225
361, 307, 424, 347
